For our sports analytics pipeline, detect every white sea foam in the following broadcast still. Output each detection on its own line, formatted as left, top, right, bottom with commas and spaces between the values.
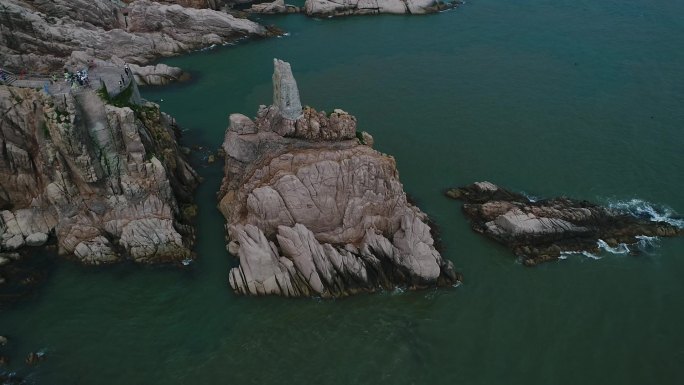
636, 235, 660, 253
608, 199, 684, 228
520, 191, 540, 203
597, 239, 630, 254
181, 258, 192, 266
560, 251, 602, 260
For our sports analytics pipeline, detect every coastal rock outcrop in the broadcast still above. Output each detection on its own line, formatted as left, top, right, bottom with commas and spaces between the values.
446, 182, 684, 265
0, 82, 199, 264
0, 0, 267, 73
128, 0, 220, 9
218, 59, 458, 297
304, 0, 461, 17
247, 0, 301, 14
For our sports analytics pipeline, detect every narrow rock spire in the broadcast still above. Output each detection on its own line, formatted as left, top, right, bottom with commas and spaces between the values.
272, 59, 302, 120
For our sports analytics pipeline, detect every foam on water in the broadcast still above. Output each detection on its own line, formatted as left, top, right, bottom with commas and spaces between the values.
559, 251, 602, 260
597, 239, 630, 254
608, 199, 684, 228
636, 235, 660, 254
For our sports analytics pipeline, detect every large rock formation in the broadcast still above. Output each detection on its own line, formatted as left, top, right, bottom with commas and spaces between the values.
0, 82, 199, 265
218, 59, 458, 297
304, 0, 461, 17
0, 0, 267, 73
446, 182, 684, 265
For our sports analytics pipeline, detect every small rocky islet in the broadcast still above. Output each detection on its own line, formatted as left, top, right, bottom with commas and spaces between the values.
218, 59, 460, 297
446, 182, 684, 266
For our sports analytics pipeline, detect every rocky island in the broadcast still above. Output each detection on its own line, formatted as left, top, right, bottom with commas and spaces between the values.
218, 59, 459, 297
446, 182, 684, 265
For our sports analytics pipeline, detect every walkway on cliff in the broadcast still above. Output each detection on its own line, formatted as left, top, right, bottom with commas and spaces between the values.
0, 64, 133, 99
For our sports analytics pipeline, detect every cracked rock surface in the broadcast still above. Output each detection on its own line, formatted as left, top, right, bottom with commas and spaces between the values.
0, 85, 199, 264
446, 182, 683, 266
0, 0, 267, 73
218, 59, 459, 297
304, 0, 461, 17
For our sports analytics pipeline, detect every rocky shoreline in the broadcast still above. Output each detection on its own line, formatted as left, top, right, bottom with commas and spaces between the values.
0, 0, 269, 83
446, 182, 684, 266
0, 72, 199, 265
0, 0, 466, 305
218, 59, 460, 297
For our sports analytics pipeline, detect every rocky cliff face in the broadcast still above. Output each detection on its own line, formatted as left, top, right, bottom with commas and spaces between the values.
0, 0, 267, 73
446, 182, 684, 265
124, 0, 220, 9
303, 0, 460, 17
218, 59, 459, 297
0, 84, 199, 264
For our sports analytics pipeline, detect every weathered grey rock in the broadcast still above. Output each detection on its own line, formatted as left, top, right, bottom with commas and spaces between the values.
220, 59, 459, 298
0, 0, 268, 73
247, 0, 300, 14
229, 113, 257, 135
272, 59, 303, 121
3, 235, 24, 250
0, 84, 199, 264
447, 182, 684, 266
25, 233, 49, 247
127, 63, 187, 86
304, 0, 460, 17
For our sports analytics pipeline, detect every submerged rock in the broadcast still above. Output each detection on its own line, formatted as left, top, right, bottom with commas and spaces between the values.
25, 351, 46, 366
218, 59, 459, 298
304, 0, 461, 17
0, 83, 199, 264
446, 182, 683, 265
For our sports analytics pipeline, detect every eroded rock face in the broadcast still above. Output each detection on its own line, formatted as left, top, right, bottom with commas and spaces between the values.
126, 0, 220, 9
247, 0, 301, 14
303, 0, 461, 17
0, 85, 199, 264
219, 59, 458, 297
446, 182, 684, 266
0, 0, 267, 73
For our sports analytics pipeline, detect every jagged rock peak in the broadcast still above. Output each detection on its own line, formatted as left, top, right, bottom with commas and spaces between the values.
272, 59, 303, 121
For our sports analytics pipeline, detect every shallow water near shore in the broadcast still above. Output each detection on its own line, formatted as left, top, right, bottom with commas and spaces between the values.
2, 0, 684, 383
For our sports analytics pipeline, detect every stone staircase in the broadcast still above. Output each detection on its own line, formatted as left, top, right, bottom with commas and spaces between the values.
0, 70, 18, 86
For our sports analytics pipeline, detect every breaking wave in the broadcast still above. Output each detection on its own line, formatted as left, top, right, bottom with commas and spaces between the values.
608, 199, 684, 228
636, 235, 660, 254
520, 191, 540, 203
560, 236, 663, 261
559, 251, 601, 260
597, 239, 630, 254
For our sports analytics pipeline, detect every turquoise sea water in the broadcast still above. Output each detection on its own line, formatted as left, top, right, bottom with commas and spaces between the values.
2, 1, 684, 383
